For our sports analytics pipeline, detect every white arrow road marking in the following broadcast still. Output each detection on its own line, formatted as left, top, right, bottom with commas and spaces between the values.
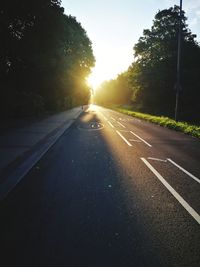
141, 157, 200, 225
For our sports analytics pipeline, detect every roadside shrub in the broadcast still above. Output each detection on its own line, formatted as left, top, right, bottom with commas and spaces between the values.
115, 107, 200, 139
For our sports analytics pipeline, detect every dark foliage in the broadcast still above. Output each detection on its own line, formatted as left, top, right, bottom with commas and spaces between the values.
0, 0, 95, 116
94, 6, 200, 123
94, 72, 132, 106
130, 5, 200, 121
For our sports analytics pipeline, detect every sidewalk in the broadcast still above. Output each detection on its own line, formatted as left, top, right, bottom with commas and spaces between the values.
0, 107, 83, 174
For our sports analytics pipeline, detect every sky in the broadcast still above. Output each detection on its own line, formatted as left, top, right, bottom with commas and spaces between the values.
62, 0, 200, 89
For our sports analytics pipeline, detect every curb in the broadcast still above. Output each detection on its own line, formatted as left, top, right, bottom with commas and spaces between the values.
0, 109, 82, 201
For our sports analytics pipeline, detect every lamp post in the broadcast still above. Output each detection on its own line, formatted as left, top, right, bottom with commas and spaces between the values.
175, 0, 183, 121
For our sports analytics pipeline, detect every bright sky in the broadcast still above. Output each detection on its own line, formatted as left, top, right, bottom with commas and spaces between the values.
62, 0, 200, 89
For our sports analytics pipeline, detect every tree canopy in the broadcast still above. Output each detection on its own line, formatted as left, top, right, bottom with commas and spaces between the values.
0, 0, 95, 116
94, 5, 200, 123
130, 5, 200, 120
94, 71, 132, 106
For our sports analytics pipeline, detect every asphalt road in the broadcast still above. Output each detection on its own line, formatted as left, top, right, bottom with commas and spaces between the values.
0, 105, 200, 267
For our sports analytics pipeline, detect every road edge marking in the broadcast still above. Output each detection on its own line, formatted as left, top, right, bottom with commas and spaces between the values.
141, 157, 200, 225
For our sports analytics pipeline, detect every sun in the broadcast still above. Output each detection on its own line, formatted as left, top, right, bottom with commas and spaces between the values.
87, 70, 104, 91
87, 45, 132, 91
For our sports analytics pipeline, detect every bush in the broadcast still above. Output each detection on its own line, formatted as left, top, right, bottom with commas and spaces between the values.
115, 107, 200, 139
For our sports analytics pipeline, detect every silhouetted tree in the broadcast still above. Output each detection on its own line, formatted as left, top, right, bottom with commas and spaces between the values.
129, 5, 200, 121
0, 0, 95, 116
94, 71, 132, 106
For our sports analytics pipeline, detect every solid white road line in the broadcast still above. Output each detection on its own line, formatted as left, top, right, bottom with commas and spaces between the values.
141, 157, 200, 225
129, 139, 141, 142
107, 121, 114, 128
119, 130, 130, 132
148, 157, 168, 162
130, 131, 152, 147
116, 130, 132, 147
111, 117, 116, 121
117, 121, 126, 128
99, 112, 108, 121
167, 158, 200, 184
103, 116, 108, 121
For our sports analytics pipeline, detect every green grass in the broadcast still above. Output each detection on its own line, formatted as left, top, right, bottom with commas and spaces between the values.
114, 107, 200, 139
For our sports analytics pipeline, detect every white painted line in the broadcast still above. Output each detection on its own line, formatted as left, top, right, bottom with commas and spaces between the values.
129, 139, 141, 142
117, 121, 126, 128
111, 117, 116, 121
116, 130, 132, 147
107, 121, 114, 128
119, 130, 130, 132
148, 157, 168, 163
141, 157, 200, 225
130, 131, 152, 147
99, 112, 108, 121
167, 158, 200, 184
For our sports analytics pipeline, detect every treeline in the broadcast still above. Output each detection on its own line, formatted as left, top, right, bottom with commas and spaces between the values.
94, 72, 132, 106
0, 0, 95, 117
94, 6, 200, 122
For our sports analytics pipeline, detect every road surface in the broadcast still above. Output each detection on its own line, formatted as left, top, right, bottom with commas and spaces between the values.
0, 105, 199, 267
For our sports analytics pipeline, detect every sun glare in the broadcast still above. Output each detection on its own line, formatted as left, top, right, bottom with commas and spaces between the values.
87, 71, 103, 90
87, 45, 133, 91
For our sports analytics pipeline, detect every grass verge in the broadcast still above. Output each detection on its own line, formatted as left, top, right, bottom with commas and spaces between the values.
114, 107, 200, 139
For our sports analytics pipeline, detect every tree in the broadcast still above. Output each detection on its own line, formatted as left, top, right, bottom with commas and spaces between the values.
94, 71, 132, 106
129, 5, 200, 121
0, 0, 95, 116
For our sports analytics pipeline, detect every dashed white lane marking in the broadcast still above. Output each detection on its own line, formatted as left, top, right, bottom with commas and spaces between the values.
99, 112, 108, 121
141, 157, 200, 225
167, 158, 200, 184
148, 157, 168, 162
119, 130, 130, 132
130, 131, 152, 147
117, 121, 126, 128
116, 130, 132, 147
129, 139, 141, 142
107, 121, 115, 128
103, 116, 108, 121
111, 117, 116, 121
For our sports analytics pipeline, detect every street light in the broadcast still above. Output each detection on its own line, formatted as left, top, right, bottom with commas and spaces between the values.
175, 0, 183, 121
